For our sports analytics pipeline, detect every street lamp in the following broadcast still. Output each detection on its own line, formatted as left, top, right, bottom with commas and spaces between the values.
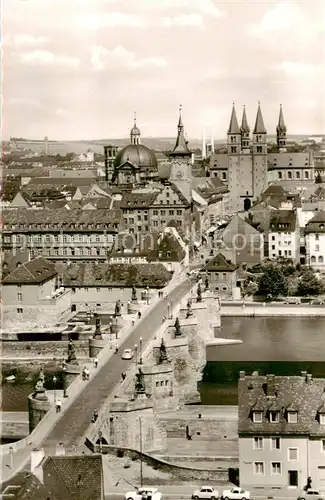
53, 375, 57, 404
134, 344, 138, 368
139, 337, 143, 365
146, 286, 149, 305
98, 431, 103, 454
139, 417, 143, 487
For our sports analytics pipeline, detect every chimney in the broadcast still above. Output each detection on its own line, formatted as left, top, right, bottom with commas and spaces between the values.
266, 374, 276, 397
306, 373, 312, 384
31, 448, 45, 484
239, 371, 245, 380
104, 146, 109, 182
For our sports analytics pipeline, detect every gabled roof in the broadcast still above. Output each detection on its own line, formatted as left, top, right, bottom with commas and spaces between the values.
120, 190, 159, 208
269, 210, 297, 232
42, 455, 103, 500
0, 471, 56, 500
304, 210, 325, 233
238, 373, 325, 436
147, 233, 186, 262
10, 191, 32, 208
2, 256, 57, 285
253, 102, 266, 134
201, 253, 237, 272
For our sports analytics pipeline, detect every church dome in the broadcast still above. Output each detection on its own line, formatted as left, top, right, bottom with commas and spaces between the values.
130, 125, 141, 135
114, 144, 158, 171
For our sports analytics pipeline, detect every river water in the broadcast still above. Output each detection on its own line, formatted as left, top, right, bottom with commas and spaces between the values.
2, 317, 325, 412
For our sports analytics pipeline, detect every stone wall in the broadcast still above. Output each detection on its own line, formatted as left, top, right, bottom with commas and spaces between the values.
159, 415, 238, 440
1, 340, 89, 359
1, 413, 29, 440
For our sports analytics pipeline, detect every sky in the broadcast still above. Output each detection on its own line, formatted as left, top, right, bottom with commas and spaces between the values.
2, 0, 325, 140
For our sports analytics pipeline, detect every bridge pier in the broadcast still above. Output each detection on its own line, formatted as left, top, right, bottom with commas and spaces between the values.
88, 337, 106, 358
28, 392, 51, 434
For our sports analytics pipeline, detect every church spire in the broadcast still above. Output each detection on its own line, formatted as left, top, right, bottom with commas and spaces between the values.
276, 104, 287, 151
228, 103, 240, 134
240, 105, 250, 133
240, 105, 250, 153
253, 101, 266, 134
130, 111, 141, 145
170, 105, 191, 157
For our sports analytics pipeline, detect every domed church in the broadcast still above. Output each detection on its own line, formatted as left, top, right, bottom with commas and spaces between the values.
111, 113, 158, 187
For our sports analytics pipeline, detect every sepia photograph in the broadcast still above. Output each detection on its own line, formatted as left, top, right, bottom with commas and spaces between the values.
1, 0, 325, 499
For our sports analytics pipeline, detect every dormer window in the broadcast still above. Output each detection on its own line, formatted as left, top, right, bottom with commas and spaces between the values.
320, 414, 325, 425
287, 411, 298, 423
253, 411, 263, 423
269, 411, 280, 423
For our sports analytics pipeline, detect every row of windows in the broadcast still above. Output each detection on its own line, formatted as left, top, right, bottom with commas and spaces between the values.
253, 410, 325, 425
254, 461, 286, 475
271, 234, 293, 239
271, 250, 292, 257
40, 247, 107, 256
156, 380, 169, 387
310, 255, 324, 263
271, 240, 292, 245
4, 234, 112, 244
152, 210, 183, 216
278, 171, 309, 179
3, 223, 117, 230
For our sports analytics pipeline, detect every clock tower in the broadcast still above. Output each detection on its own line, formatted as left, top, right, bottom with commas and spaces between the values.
169, 105, 192, 183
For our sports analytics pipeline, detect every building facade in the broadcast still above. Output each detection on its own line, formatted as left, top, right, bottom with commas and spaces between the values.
268, 210, 300, 264
238, 372, 325, 493
305, 211, 325, 271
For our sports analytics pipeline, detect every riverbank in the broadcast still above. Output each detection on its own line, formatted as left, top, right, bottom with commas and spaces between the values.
221, 303, 325, 316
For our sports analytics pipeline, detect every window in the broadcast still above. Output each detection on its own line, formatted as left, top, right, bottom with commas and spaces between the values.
296, 172, 300, 179
177, 210, 182, 215
272, 236, 275, 240
288, 171, 292, 179
320, 414, 325, 425
270, 411, 280, 423
160, 210, 165, 216
272, 245, 275, 250
84, 287, 88, 292
288, 448, 298, 461
278, 172, 282, 179
305, 171, 309, 179
222, 172, 226, 180
271, 462, 281, 475
321, 439, 325, 453
271, 437, 281, 450
96, 288, 100, 293
17, 308, 23, 313
254, 462, 264, 475
17, 293, 22, 302
253, 411, 263, 423
287, 411, 298, 423
153, 221, 158, 227
316, 245, 320, 251
253, 437, 263, 450
316, 234, 319, 240
169, 210, 174, 216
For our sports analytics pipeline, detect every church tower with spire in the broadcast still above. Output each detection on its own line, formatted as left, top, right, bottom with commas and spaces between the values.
227, 103, 241, 155
240, 106, 250, 153
169, 105, 192, 182
276, 104, 287, 152
130, 112, 141, 145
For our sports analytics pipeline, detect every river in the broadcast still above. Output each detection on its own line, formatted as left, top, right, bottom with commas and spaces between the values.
2, 316, 325, 412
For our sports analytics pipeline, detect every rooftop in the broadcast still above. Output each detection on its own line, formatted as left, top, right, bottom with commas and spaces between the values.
2, 256, 57, 285
238, 372, 325, 436
305, 210, 325, 234
201, 253, 237, 272
269, 209, 297, 232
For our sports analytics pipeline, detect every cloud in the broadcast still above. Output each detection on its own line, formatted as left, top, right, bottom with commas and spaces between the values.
248, 2, 322, 43
19, 50, 80, 67
8, 97, 42, 108
138, 0, 225, 18
78, 12, 145, 29
163, 13, 204, 28
277, 61, 320, 76
13, 34, 49, 46
200, 67, 227, 80
90, 45, 167, 71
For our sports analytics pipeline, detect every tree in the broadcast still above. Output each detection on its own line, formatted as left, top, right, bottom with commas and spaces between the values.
297, 271, 325, 296
258, 266, 288, 297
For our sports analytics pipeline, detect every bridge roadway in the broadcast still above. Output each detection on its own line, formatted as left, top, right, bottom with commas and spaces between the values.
42, 278, 193, 448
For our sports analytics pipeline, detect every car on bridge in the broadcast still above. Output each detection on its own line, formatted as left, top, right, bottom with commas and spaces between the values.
121, 348, 134, 360
221, 487, 250, 500
297, 489, 324, 499
124, 487, 162, 500
192, 485, 220, 499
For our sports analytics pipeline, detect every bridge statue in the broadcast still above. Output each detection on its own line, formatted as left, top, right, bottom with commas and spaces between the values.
131, 285, 137, 303
204, 275, 209, 291
158, 338, 168, 364
39, 366, 45, 385
93, 313, 103, 339
135, 367, 145, 394
186, 298, 193, 318
174, 317, 182, 337
196, 283, 202, 302
33, 369, 48, 401
115, 300, 122, 317
67, 339, 78, 365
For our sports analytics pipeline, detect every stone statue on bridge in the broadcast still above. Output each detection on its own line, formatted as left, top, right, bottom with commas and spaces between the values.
174, 317, 182, 337
39, 366, 45, 385
67, 339, 78, 365
186, 298, 193, 318
135, 368, 146, 394
115, 300, 122, 317
158, 338, 168, 364
131, 285, 138, 303
93, 313, 103, 340
204, 275, 209, 291
33, 369, 48, 401
196, 283, 202, 302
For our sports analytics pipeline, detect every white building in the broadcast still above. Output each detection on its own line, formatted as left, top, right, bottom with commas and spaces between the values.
305, 210, 325, 271
238, 372, 325, 493
268, 210, 300, 264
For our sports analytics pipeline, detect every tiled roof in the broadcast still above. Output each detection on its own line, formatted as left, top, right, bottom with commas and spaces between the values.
169, 182, 192, 205
27, 177, 95, 186
58, 262, 172, 288
2, 256, 57, 284
0, 471, 56, 500
158, 162, 172, 179
268, 151, 313, 169
2, 250, 31, 274
304, 210, 325, 234
210, 153, 229, 169
269, 209, 297, 232
2, 207, 121, 230
201, 252, 237, 272
238, 373, 325, 436
42, 455, 103, 500
120, 191, 159, 208
147, 233, 186, 262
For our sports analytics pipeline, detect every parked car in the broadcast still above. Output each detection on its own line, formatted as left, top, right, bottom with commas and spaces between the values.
311, 298, 325, 305
297, 490, 324, 500
221, 487, 251, 500
284, 297, 301, 304
192, 486, 220, 499
121, 348, 134, 360
124, 488, 162, 500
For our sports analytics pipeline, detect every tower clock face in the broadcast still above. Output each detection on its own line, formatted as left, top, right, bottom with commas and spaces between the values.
176, 170, 184, 179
